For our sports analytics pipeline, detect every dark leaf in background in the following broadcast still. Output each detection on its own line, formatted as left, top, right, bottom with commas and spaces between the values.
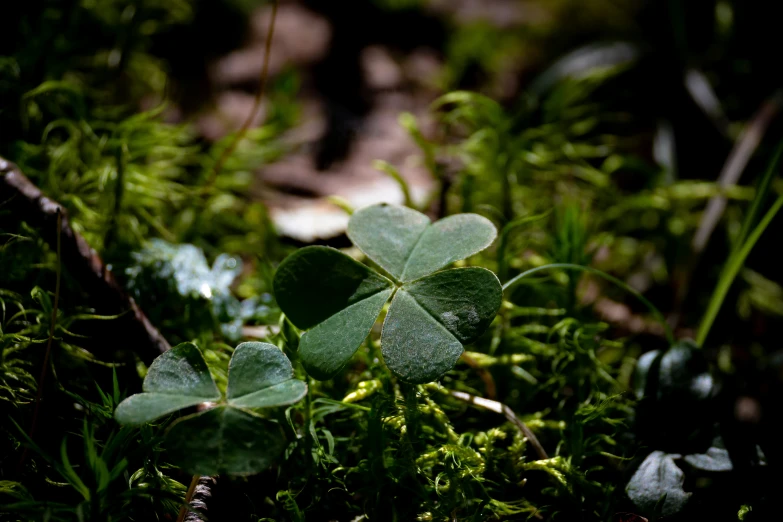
627, 451, 691, 517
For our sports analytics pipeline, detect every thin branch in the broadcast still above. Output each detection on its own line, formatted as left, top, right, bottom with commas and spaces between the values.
449, 390, 548, 460
182, 476, 217, 522
459, 352, 497, 400
205, 0, 279, 189
177, 474, 201, 522
0, 158, 170, 363
691, 93, 781, 254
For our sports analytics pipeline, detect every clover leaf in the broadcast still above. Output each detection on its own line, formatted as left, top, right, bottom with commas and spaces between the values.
683, 446, 733, 472
115, 342, 307, 475
274, 204, 502, 384
627, 451, 691, 517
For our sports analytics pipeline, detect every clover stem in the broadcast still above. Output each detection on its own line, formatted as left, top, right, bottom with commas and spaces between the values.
401, 382, 422, 451
304, 375, 314, 443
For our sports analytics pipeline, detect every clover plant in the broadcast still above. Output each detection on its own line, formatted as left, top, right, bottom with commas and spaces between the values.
274, 203, 503, 384
115, 342, 306, 475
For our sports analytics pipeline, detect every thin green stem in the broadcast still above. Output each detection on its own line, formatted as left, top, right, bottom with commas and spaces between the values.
497, 211, 551, 282
735, 141, 782, 249
374, 160, 413, 208
18, 208, 62, 472
503, 263, 674, 345
697, 194, 783, 346
401, 382, 421, 450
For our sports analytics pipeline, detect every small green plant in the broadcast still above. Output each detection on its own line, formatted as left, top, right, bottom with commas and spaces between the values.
114, 342, 306, 475
274, 203, 503, 384
627, 340, 714, 516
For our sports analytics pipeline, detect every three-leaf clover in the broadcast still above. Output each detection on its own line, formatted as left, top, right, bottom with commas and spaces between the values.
115, 342, 307, 475
274, 204, 503, 384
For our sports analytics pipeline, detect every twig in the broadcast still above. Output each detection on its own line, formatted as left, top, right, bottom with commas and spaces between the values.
205, 0, 279, 189
449, 390, 548, 460
459, 352, 497, 400
177, 474, 201, 522
182, 476, 217, 522
0, 158, 170, 363
691, 93, 781, 254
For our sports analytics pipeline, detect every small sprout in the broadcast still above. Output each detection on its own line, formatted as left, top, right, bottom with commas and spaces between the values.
274, 203, 503, 384
115, 342, 307, 475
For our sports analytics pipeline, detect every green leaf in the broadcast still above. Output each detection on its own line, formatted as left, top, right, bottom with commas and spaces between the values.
404, 268, 502, 342
627, 451, 691, 517
634, 341, 716, 447
142, 342, 220, 397
400, 214, 498, 282
273, 246, 393, 329
346, 204, 431, 281
382, 268, 502, 383
300, 288, 393, 380
633, 349, 662, 400
274, 246, 394, 380
348, 204, 497, 282
227, 342, 308, 408
115, 343, 220, 426
684, 446, 733, 472
0, 481, 32, 503
114, 393, 210, 426
165, 406, 286, 475
381, 289, 462, 384
657, 340, 713, 401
